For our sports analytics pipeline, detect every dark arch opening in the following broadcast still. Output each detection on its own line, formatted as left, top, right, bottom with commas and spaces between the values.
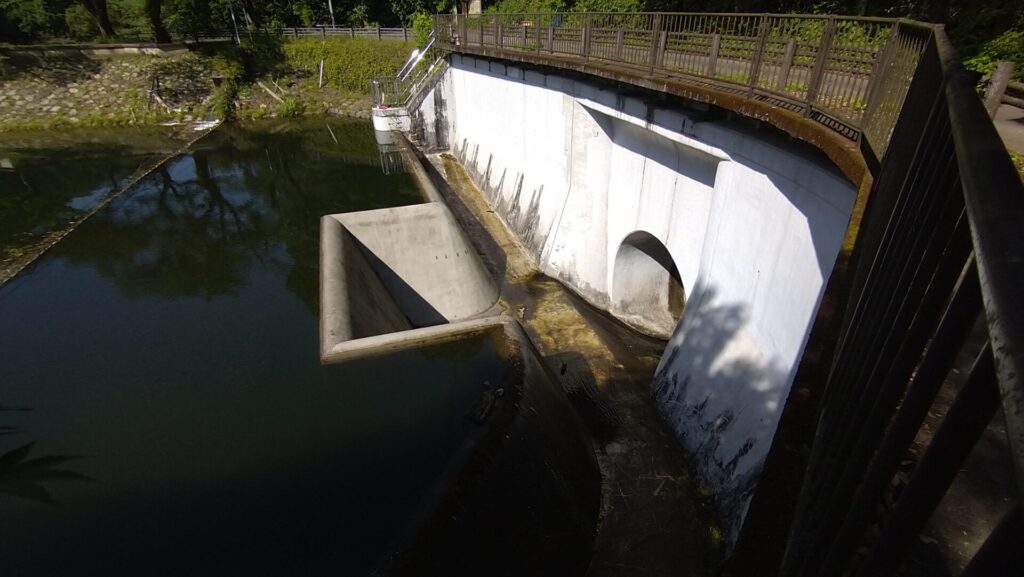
611, 231, 685, 338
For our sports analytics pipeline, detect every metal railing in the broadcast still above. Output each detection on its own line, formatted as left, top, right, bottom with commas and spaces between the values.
278, 26, 411, 40
370, 33, 446, 109
434, 12, 935, 159
429, 12, 1024, 576
191, 27, 413, 43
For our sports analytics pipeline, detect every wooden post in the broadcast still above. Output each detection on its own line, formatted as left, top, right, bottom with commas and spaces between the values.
403, 27, 408, 41
615, 28, 624, 60
349, 27, 355, 38
497, 24, 503, 48
985, 62, 1015, 118
708, 33, 721, 77
776, 37, 797, 91
377, 27, 382, 40
321, 27, 326, 40
523, 22, 528, 48
548, 26, 554, 53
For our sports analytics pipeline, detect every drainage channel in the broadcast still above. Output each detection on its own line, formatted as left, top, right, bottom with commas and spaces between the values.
421, 151, 725, 576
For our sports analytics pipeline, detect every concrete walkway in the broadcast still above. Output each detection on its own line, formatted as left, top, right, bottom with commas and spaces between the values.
994, 103, 1024, 153
426, 153, 721, 577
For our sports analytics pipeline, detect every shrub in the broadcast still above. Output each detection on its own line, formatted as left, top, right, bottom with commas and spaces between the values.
963, 30, 1024, 81
412, 12, 434, 48
282, 37, 414, 94
278, 96, 306, 117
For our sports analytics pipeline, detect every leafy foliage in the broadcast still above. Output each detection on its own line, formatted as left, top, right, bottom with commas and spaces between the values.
0, 442, 90, 503
282, 36, 414, 93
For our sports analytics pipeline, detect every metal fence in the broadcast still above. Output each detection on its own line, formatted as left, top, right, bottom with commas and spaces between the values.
278, 26, 411, 40
371, 34, 446, 109
430, 12, 1024, 577
434, 12, 934, 159
193, 27, 412, 42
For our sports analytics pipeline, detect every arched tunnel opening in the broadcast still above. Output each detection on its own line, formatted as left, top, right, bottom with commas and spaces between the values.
611, 231, 686, 338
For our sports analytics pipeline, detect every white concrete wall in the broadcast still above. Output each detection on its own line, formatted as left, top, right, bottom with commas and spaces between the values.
416, 53, 857, 545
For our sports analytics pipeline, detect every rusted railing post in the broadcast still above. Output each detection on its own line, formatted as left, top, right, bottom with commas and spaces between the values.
805, 16, 836, 115
748, 14, 770, 92
583, 13, 593, 58
649, 14, 663, 72
860, 23, 898, 131
535, 14, 542, 52
708, 33, 721, 77
548, 25, 554, 53
615, 28, 624, 60
776, 37, 797, 91
497, 22, 504, 48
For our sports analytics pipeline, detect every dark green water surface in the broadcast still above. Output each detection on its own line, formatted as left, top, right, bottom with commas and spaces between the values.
0, 119, 505, 576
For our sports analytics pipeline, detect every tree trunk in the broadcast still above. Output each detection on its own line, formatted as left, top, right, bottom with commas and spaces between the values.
146, 0, 171, 43
81, 0, 116, 38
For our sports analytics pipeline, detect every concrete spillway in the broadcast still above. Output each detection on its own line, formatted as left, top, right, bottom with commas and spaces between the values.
320, 203, 499, 362
410, 52, 861, 543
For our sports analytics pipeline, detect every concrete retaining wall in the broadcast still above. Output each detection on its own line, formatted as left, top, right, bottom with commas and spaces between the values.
414, 53, 857, 544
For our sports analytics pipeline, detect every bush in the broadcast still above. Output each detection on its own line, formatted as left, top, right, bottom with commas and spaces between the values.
278, 96, 306, 117
412, 12, 433, 48
963, 30, 1024, 81
282, 37, 414, 93
65, 4, 98, 41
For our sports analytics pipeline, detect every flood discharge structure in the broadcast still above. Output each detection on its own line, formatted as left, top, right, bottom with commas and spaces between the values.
333, 11, 1023, 576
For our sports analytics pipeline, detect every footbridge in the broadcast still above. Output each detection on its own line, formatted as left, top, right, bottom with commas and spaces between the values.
350, 12, 1023, 576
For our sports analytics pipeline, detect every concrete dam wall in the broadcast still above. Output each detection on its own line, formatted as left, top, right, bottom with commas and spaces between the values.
413, 53, 857, 542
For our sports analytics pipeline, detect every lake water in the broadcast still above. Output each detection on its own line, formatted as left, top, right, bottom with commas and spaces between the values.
0, 119, 510, 575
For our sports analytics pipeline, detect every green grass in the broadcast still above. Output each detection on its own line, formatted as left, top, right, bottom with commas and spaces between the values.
282, 37, 415, 94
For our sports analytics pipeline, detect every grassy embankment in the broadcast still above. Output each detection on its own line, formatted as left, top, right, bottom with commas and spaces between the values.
194, 36, 414, 121
0, 36, 413, 130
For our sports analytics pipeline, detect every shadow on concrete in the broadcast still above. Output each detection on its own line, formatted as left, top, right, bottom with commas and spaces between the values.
653, 283, 787, 545
349, 233, 447, 327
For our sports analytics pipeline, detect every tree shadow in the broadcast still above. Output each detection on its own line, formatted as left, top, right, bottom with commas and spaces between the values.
652, 283, 787, 545
2, 52, 103, 84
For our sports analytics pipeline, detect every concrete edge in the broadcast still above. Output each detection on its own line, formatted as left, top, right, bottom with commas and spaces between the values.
393, 130, 446, 203
321, 316, 514, 364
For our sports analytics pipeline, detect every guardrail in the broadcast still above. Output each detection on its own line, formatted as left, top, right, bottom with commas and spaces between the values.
434, 12, 933, 160
370, 33, 445, 109
279, 26, 411, 40
430, 12, 1024, 576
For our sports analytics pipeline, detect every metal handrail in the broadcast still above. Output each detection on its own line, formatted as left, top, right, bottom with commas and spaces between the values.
433, 12, 932, 160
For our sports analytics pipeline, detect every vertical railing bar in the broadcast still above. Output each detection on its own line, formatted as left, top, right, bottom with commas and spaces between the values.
779, 39, 943, 571
749, 14, 769, 92
817, 251, 981, 577
805, 16, 836, 115
856, 344, 1000, 577
800, 134, 965, 576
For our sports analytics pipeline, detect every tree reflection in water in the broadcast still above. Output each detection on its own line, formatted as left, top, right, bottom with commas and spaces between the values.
57, 119, 423, 309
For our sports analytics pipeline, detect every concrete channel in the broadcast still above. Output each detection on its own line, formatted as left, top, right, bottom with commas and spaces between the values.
319, 134, 721, 575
